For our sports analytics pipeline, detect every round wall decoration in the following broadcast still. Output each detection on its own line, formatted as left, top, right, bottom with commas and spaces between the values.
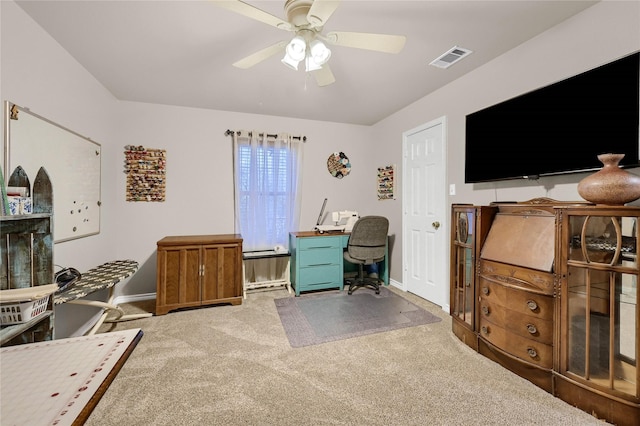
327, 152, 351, 179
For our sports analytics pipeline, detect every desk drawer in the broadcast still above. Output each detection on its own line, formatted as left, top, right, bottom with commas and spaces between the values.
299, 264, 343, 288
299, 247, 342, 266
298, 236, 341, 250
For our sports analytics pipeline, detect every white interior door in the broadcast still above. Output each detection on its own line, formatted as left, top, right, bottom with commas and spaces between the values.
402, 117, 447, 308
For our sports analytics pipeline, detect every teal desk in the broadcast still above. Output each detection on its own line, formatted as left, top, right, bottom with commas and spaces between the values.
289, 231, 389, 296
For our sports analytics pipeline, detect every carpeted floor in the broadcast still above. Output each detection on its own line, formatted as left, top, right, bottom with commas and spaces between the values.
275, 287, 441, 347
87, 286, 608, 426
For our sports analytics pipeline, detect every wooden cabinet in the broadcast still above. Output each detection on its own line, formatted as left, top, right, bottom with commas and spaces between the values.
449, 204, 496, 350
450, 199, 640, 426
1, 167, 54, 346
289, 232, 344, 296
555, 205, 639, 425
156, 234, 243, 315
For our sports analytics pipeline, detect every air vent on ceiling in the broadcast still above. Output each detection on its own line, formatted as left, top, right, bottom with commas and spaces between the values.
429, 46, 472, 69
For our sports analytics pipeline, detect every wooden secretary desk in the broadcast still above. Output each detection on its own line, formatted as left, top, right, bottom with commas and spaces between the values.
450, 199, 639, 426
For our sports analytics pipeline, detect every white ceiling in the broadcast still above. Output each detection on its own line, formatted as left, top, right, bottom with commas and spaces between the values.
15, 0, 599, 125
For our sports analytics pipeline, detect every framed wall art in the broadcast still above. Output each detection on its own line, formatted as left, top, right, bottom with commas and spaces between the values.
327, 152, 351, 179
377, 164, 395, 200
124, 145, 166, 202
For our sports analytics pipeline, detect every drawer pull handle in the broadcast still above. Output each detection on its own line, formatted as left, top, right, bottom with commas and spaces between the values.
526, 300, 538, 311
481, 325, 489, 334
526, 324, 537, 334
482, 287, 489, 295
527, 347, 538, 358
481, 306, 489, 315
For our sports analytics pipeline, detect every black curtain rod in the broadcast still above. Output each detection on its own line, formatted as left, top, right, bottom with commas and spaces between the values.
225, 129, 306, 142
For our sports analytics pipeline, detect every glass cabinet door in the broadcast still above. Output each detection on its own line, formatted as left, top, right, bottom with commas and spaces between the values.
565, 214, 638, 398
453, 210, 475, 328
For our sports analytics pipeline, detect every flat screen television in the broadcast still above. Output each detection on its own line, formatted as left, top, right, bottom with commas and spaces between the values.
465, 51, 640, 183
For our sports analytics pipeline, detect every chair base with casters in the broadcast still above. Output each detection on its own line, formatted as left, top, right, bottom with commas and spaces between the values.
345, 262, 382, 295
343, 215, 389, 295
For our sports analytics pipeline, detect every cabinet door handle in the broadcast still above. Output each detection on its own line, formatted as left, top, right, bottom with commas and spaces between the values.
482, 287, 489, 295
526, 300, 538, 311
481, 306, 489, 315
526, 324, 538, 335
527, 347, 538, 358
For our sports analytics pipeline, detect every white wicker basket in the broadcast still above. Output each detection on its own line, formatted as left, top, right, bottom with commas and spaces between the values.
0, 284, 57, 326
0, 294, 50, 325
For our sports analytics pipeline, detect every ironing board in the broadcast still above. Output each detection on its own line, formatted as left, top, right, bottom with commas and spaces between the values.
54, 260, 152, 335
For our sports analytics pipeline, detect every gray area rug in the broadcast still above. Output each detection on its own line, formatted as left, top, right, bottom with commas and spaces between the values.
274, 286, 442, 347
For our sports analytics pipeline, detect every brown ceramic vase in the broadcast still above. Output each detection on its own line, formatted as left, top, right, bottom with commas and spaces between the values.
577, 153, 640, 205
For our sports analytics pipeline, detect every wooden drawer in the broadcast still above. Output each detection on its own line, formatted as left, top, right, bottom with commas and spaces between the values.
479, 317, 552, 369
478, 276, 554, 320
479, 259, 555, 295
299, 247, 342, 266
479, 299, 553, 345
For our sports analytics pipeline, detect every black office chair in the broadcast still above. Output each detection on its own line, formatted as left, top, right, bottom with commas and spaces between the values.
343, 216, 389, 295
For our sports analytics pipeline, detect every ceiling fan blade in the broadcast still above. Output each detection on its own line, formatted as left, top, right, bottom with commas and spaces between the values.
307, 0, 341, 28
312, 64, 336, 87
233, 41, 287, 69
211, 0, 292, 31
324, 31, 406, 54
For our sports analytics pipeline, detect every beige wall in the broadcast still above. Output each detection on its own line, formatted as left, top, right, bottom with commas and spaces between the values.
1, 0, 377, 336
373, 0, 640, 296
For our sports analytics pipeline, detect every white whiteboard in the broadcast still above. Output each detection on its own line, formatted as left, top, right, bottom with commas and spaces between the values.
4, 102, 101, 242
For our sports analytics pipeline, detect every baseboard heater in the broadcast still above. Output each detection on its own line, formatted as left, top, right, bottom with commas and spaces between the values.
242, 251, 291, 298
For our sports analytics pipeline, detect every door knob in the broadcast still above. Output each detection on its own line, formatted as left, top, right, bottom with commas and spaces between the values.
432, 221, 441, 230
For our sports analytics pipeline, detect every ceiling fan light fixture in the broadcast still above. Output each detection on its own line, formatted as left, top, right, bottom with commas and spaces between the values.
309, 39, 331, 65
281, 54, 301, 70
213, 0, 408, 86
286, 36, 306, 60
305, 55, 323, 72
281, 35, 307, 70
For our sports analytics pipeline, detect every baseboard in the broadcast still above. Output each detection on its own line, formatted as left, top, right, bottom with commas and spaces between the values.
389, 279, 449, 314
389, 278, 403, 290
112, 292, 156, 306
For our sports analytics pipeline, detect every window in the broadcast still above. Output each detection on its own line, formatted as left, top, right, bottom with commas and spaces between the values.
233, 132, 303, 252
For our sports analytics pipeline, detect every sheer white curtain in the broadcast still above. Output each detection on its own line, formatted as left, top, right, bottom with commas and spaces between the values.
232, 130, 304, 252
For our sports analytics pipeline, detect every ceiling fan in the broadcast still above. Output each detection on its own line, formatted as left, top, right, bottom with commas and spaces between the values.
212, 0, 407, 87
